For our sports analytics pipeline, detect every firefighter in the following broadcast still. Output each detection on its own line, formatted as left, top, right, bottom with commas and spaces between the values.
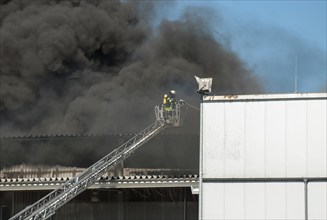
163, 94, 171, 111
169, 90, 176, 109
163, 94, 167, 105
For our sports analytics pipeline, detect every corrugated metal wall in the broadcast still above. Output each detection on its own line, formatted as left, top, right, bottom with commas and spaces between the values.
202, 97, 327, 178
1, 188, 198, 220
200, 94, 327, 220
202, 182, 327, 220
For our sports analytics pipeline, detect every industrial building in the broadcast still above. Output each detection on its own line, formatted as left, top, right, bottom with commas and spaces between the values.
199, 93, 327, 220
1, 93, 326, 220
1, 166, 199, 220
1, 131, 200, 220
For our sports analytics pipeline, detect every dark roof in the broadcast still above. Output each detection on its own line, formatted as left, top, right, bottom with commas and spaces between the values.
0, 174, 199, 192
0, 133, 200, 170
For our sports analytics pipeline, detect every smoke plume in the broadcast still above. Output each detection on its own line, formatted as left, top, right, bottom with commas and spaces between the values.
0, 0, 261, 136
0, 1, 264, 170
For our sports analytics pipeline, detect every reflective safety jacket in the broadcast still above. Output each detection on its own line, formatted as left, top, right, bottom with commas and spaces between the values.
164, 97, 172, 111
163, 96, 167, 105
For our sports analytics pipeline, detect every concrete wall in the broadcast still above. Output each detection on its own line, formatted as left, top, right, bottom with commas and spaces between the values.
199, 93, 327, 220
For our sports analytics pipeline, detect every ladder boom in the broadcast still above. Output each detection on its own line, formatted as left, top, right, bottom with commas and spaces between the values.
9, 102, 184, 220
9, 120, 166, 220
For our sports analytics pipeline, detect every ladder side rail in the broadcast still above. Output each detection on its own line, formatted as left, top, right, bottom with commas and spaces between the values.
27, 121, 166, 220
12, 120, 163, 220
46, 121, 166, 219
10, 120, 166, 220
81, 120, 166, 182
77, 120, 162, 181
78, 120, 163, 180
11, 175, 79, 220
76, 121, 164, 189
110, 121, 164, 162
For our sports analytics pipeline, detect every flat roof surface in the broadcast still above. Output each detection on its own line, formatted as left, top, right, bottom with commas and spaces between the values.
203, 93, 327, 102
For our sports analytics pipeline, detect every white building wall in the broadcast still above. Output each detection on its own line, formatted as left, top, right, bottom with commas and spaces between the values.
202, 94, 327, 179
202, 182, 307, 220
308, 182, 327, 219
202, 182, 327, 220
200, 93, 327, 220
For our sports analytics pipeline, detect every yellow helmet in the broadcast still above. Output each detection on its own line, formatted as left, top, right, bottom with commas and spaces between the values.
164, 94, 168, 98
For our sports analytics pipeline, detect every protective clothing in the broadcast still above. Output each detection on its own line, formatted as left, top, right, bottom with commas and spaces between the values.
163, 94, 168, 104
163, 94, 172, 111
169, 90, 176, 110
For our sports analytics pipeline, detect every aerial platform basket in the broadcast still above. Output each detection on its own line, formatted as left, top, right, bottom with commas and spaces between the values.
155, 101, 184, 127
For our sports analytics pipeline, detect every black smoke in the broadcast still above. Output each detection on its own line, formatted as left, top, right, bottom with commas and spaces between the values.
0, 1, 263, 170
0, 0, 261, 136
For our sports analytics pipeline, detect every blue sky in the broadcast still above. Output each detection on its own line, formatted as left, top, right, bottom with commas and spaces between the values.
159, 0, 327, 93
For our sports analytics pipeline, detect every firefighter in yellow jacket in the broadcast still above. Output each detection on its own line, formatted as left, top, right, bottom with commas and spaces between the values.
163, 94, 172, 111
